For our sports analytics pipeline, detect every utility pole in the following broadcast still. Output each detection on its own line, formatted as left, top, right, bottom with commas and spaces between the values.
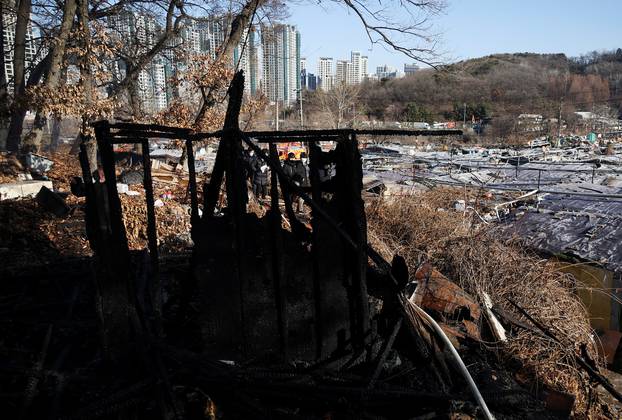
298, 89, 304, 128
557, 72, 569, 147
463, 103, 467, 127
275, 100, 279, 131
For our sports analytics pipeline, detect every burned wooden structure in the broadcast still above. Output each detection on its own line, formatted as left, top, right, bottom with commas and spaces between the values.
2, 76, 586, 419
79, 73, 463, 366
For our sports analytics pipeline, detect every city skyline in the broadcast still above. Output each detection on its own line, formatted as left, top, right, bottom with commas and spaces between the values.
2, 1, 415, 114
290, 0, 622, 71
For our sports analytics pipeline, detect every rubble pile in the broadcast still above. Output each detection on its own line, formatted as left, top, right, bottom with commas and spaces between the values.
0, 152, 25, 183
0, 199, 62, 267
0, 198, 90, 269
45, 151, 83, 190
120, 193, 191, 251
367, 187, 612, 417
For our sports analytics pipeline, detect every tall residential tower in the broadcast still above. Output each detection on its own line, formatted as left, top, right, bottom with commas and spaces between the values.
261, 24, 300, 106
317, 57, 334, 91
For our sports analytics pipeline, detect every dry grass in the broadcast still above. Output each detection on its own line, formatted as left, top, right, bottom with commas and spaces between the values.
367, 187, 607, 418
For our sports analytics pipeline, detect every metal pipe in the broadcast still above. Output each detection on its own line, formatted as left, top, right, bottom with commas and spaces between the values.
404, 296, 495, 420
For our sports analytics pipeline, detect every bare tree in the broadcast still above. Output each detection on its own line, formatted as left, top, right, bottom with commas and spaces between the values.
316, 83, 361, 129
339, 0, 446, 67
6, 0, 32, 151
2, 0, 447, 152
0, 1, 9, 148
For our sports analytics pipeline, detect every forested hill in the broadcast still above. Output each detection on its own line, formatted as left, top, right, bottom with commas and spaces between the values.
360, 50, 622, 125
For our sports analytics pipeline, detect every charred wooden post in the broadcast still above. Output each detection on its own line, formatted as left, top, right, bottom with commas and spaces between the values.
269, 143, 288, 358
141, 139, 159, 272
308, 141, 325, 358
336, 132, 369, 349
90, 120, 135, 363
186, 139, 199, 225
141, 138, 161, 333
79, 141, 103, 253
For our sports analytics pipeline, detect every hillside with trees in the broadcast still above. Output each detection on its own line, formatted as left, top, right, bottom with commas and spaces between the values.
349, 50, 622, 139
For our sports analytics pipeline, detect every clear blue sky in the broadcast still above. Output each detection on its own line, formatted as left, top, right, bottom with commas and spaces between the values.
288, 0, 622, 73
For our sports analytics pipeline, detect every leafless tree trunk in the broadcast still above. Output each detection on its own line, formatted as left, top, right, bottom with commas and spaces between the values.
49, 116, 61, 151
76, 0, 98, 171
0, 1, 9, 149
194, 0, 262, 124
107, 1, 184, 101
317, 83, 361, 129
22, 0, 77, 152
6, 0, 32, 152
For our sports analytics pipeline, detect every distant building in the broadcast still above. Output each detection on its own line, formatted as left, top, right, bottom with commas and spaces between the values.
261, 23, 300, 106
247, 28, 260, 95
575, 111, 622, 131
2, 0, 40, 94
108, 11, 169, 113
107, 11, 263, 111
404, 63, 419, 75
361, 55, 368, 81
300, 57, 307, 89
307, 72, 317, 91
301, 67, 317, 91
198, 18, 227, 59
335, 59, 353, 85
350, 51, 364, 84
332, 51, 368, 86
376, 64, 400, 80
517, 114, 544, 132
300, 68, 307, 89
317, 57, 334, 91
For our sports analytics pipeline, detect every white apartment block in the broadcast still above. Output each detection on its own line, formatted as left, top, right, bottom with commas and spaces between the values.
136, 62, 168, 114
261, 24, 300, 106
2, 1, 39, 94
350, 51, 362, 84
335, 59, 353, 85
107, 11, 168, 113
404, 63, 419, 75
376, 64, 400, 79
317, 57, 334, 91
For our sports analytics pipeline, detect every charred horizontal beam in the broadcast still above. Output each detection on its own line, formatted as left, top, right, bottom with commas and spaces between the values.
109, 131, 186, 141
246, 129, 351, 139
93, 122, 462, 145
354, 129, 463, 136
105, 121, 191, 135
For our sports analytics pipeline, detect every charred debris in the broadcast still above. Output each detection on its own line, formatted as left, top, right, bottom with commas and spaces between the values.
1, 73, 621, 419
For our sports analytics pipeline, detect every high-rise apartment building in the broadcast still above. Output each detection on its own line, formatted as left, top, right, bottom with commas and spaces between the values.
350, 51, 362, 84
108, 11, 169, 114
335, 59, 353, 85
331, 51, 369, 86
2, 0, 39, 94
246, 28, 259, 95
404, 63, 419, 76
317, 57, 333, 91
108, 11, 263, 112
376, 64, 400, 80
261, 24, 300, 106
306, 73, 317, 91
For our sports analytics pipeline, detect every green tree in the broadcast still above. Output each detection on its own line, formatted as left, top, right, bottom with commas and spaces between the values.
403, 103, 433, 123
